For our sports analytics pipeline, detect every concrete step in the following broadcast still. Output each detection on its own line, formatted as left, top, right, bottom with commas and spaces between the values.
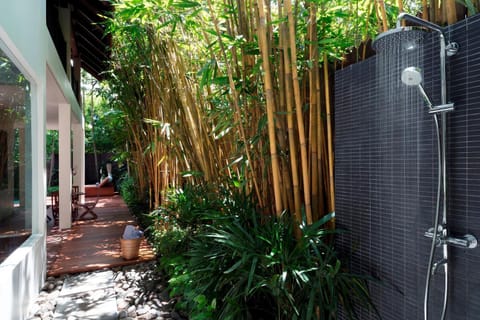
53, 270, 117, 320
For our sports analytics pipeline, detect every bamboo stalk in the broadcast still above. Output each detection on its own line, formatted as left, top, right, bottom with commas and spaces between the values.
435, 0, 443, 25
277, 14, 294, 213
446, 0, 457, 24
316, 64, 324, 219
423, 0, 429, 21
257, 0, 283, 216
429, 0, 436, 23
308, 3, 320, 221
397, 0, 405, 27
285, 0, 312, 224
206, 0, 264, 208
376, 0, 389, 32
323, 53, 335, 218
397, 0, 403, 12
280, 10, 301, 235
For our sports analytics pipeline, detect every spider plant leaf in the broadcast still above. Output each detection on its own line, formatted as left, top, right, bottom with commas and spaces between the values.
246, 256, 258, 295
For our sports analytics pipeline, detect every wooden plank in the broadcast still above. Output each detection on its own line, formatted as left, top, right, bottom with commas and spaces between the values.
47, 195, 155, 276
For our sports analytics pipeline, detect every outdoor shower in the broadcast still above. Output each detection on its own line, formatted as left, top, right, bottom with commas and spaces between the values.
373, 13, 478, 320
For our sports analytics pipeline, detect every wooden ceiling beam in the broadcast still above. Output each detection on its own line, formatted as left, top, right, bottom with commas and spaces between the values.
67, 0, 113, 79
75, 25, 109, 60
77, 35, 108, 62
80, 58, 105, 80
75, 8, 106, 36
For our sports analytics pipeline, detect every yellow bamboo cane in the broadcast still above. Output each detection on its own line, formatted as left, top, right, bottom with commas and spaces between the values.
376, 0, 389, 32
277, 22, 294, 213
280, 15, 302, 236
397, 0, 404, 13
422, 0, 429, 21
308, 3, 320, 221
323, 53, 335, 219
285, 0, 313, 224
446, 0, 457, 24
257, 0, 283, 216
206, 0, 264, 208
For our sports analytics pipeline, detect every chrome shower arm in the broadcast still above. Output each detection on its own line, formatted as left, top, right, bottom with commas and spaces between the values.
396, 13, 444, 34
396, 12, 447, 105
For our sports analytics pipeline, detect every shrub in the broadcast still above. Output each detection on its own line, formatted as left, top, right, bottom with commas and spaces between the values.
151, 183, 377, 319
188, 207, 377, 319
118, 173, 149, 217
148, 184, 224, 318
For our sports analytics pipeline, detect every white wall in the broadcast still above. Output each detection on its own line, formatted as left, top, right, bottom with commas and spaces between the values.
0, 1, 81, 318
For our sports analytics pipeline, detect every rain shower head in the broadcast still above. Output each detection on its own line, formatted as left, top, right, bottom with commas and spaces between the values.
372, 27, 424, 52
401, 66, 423, 86
401, 66, 433, 108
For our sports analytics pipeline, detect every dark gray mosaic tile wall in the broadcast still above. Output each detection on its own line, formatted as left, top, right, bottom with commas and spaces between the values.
335, 14, 480, 320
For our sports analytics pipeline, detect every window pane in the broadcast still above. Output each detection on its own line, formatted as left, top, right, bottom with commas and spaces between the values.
0, 47, 32, 264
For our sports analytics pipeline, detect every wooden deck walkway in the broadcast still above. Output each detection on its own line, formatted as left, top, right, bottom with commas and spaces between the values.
47, 195, 156, 276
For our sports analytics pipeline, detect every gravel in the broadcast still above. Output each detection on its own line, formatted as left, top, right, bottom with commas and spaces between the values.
26, 261, 187, 320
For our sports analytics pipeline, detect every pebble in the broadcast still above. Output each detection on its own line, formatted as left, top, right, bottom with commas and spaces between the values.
127, 305, 137, 317
137, 306, 149, 315
118, 310, 129, 319
25, 261, 187, 320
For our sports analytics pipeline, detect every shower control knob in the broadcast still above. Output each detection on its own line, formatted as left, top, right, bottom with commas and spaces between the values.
444, 234, 478, 249
424, 228, 478, 249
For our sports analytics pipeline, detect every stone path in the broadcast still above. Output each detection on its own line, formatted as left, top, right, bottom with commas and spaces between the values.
27, 262, 187, 320
54, 270, 117, 319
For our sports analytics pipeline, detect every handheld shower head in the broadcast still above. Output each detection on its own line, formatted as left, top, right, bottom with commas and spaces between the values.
402, 66, 433, 108
401, 67, 423, 86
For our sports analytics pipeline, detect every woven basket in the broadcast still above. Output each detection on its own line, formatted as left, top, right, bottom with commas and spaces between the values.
120, 237, 143, 260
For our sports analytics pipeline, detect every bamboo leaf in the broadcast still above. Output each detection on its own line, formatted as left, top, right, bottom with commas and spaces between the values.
180, 171, 204, 177
171, 0, 200, 8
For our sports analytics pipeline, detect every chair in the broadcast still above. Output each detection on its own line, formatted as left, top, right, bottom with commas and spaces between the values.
50, 191, 60, 225
71, 186, 80, 220
49, 189, 81, 224
76, 186, 99, 220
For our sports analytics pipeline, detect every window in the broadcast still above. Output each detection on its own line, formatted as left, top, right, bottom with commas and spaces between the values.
0, 47, 32, 264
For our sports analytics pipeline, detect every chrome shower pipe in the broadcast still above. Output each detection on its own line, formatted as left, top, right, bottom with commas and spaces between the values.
396, 12, 449, 320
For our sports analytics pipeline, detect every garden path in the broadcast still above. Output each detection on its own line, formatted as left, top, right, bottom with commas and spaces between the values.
47, 194, 155, 276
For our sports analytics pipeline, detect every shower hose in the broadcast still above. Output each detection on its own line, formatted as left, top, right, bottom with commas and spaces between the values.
424, 114, 448, 320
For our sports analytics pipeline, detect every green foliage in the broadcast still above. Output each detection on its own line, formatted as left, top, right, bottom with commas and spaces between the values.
166, 260, 216, 320
0, 53, 28, 85
85, 105, 126, 154
189, 210, 377, 319
46, 130, 59, 155
148, 184, 225, 318
118, 174, 143, 208
148, 184, 225, 262
167, 184, 224, 229
118, 174, 135, 206
457, 0, 478, 14
47, 185, 59, 194
82, 72, 128, 155
151, 222, 189, 258
151, 183, 377, 320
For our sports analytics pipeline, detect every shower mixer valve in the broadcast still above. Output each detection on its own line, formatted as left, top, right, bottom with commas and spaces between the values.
424, 226, 478, 249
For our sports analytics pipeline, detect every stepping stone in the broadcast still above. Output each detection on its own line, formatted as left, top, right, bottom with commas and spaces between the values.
54, 271, 117, 320
60, 270, 114, 295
